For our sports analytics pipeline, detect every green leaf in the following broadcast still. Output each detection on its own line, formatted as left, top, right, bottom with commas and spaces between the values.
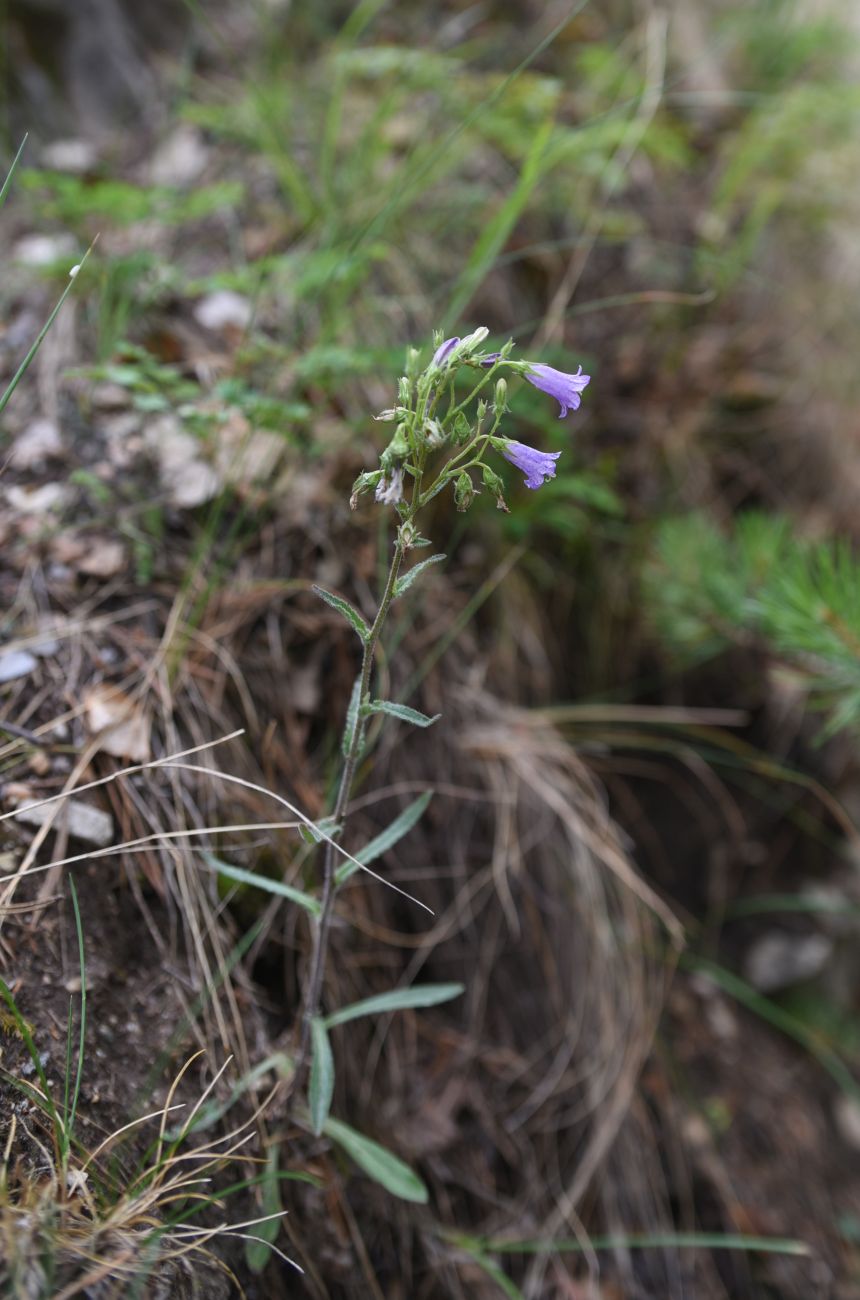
342, 675, 364, 757
323, 1116, 428, 1203
298, 815, 341, 847
393, 554, 446, 599
335, 790, 432, 885
312, 585, 370, 642
365, 700, 440, 728
309, 1018, 335, 1136
324, 982, 463, 1030
202, 853, 320, 917
244, 1147, 283, 1273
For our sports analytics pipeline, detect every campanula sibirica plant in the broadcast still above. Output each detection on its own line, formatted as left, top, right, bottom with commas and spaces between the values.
299, 329, 590, 1132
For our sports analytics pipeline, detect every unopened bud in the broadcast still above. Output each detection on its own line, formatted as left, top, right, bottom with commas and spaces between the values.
494, 378, 507, 410
454, 471, 475, 512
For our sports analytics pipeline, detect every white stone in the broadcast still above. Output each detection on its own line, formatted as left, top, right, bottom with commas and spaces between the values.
0, 650, 38, 683
15, 798, 113, 847
41, 139, 98, 174
744, 931, 833, 993
10, 419, 63, 469
13, 234, 78, 267
194, 290, 252, 332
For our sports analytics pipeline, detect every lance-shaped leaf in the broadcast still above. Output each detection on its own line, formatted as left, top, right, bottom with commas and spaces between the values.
244, 1147, 283, 1273
312, 585, 370, 643
323, 1116, 428, 1203
335, 790, 432, 885
393, 554, 446, 600
203, 853, 320, 917
341, 675, 364, 757
324, 982, 463, 1030
365, 700, 440, 728
309, 1018, 335, 1136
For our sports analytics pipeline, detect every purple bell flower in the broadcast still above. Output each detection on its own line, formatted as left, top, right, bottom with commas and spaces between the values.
525, 363, 590, 417
502, 440, 561, 490
431, 337, 459, 368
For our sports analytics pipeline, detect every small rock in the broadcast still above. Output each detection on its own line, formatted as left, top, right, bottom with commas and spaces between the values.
14, 798, 113, 848
194, 290, 252, 333
10, 418, 64, 471
6, 483, 70, 513
744, 931, 833, 993
148, 125, 209, 186
145, 415, 221, 508
40, 139, 98, 174
0, 650, 38, 683
13, 234, 78, 267
77, 539, 126, 578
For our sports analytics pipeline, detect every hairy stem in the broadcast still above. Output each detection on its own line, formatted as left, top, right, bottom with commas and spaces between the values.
295, 538, 405, 1082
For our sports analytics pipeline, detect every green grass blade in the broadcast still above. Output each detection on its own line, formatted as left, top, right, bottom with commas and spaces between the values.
443, 115, 554, 329
67, 873, 87, 1146
448, 1230, 811, 1257
324, 982, 463, 1030
0, 135, 27, 209
684, 954, 860, 1101
0, 241, 94, 417
0, 975, 63, 1145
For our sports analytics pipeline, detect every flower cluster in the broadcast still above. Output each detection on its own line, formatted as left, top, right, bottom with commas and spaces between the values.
351, 326, 591, 524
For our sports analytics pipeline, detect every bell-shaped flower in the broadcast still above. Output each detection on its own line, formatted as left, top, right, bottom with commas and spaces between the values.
502, 440, 561, 489
525, 363, 590, 417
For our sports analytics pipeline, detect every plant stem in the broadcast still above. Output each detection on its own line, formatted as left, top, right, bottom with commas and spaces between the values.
295, 537, 405, 1080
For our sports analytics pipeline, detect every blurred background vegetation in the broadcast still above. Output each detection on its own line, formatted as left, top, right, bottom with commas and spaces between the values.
3, 1, 860, 1297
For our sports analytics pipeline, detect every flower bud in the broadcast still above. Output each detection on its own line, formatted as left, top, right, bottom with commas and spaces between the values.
454, 471, 475, 512
350, 469, 383, 510
494, 378, 507, 411
398, 376, 411, 405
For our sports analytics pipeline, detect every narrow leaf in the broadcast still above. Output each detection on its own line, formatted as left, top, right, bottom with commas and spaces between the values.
0, 136, 27, 210
393, 553, 446, 599
202, 852, 320, 917
342, 675, 363, 757
335, 790, 432, 885
0, 241, 94, 416
366, 700, 440, 728
323, 1116, 428, 1203
312, 585, 370, 643
298, 815, 341, 847
325, 982, 463, 1030
309, 1018, 335, 1136
244, 1147, 282, 1273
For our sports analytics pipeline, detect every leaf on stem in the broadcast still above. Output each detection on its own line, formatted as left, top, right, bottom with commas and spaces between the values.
335, 790, 433, 885
342, 675, 364, 757
365, 700, 440, 728
203, 852, 320, 917
309, 1018, 335, 1136
323, 1116, 428, 1203
324, 982, 464, 1029
312, 586, 370, 643
393, 554, 446, 599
